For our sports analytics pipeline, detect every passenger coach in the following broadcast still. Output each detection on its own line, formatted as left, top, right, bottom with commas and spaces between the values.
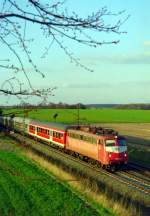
28, 120, 69, 148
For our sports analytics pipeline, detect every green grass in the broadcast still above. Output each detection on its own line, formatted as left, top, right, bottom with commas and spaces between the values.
128, 146, 150, 166
0, 135, 114, 216
4, 108, 150, 123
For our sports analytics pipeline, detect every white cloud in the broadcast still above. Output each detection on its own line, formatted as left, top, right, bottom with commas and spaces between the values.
85, 53, 150, 65
61, 82, 112, 89
144, 40, 150, 47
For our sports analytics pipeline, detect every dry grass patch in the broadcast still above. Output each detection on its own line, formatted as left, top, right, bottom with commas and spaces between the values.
25, 150, 138, 216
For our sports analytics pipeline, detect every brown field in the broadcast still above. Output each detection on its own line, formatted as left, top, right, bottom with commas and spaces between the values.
99, 123, 150, 140
99, 123, 150, 146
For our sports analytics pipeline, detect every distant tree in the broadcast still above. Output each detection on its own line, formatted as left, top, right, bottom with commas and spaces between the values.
0, 0, 128, 101
78, 103, 86, 109
0, 108, 3, 116
53, 113, 58, 122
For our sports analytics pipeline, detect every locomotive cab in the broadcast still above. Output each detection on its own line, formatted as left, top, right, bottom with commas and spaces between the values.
104, 136, 128, 171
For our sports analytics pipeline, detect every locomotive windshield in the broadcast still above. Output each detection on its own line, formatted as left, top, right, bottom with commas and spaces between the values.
118, 139, 126, 146
105, 140, 116, 146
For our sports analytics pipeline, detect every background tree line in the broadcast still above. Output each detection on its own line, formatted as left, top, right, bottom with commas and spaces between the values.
1, 103, 150, 110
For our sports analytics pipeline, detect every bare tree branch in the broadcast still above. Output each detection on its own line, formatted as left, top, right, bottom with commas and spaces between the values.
0, 0, 128, 102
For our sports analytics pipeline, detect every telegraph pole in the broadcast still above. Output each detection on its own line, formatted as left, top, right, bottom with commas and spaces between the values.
77, 103, 80, 127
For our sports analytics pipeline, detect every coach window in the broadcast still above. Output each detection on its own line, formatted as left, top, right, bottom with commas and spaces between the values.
56, 132, 59, 138
60, 134, 63, 139
53, 131, 56, 137
58, 133, 61, 139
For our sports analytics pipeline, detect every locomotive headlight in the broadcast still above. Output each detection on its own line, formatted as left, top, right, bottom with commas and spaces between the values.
108, 153, 112, 157
124, 153, 127, 157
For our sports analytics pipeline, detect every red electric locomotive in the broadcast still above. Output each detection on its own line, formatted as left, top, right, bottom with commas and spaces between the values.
66, 126, 127, 171
27, 120, 128, 171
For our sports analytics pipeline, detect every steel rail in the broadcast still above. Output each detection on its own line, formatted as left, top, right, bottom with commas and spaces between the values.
8, 131, 150, 196
119, 171, 150, 186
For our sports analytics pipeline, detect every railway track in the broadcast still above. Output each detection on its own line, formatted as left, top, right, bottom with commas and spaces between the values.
115, 171, 150, 195
128, 161, 150, 172
126, 164, 150, 184
8, 131, 150, 197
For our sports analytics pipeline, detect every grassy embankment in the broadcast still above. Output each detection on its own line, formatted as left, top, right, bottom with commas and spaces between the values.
0, 134, 114, 216
0, 133, 143, 216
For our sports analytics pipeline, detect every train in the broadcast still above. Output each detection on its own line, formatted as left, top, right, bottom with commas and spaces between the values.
0, 116, 128, 172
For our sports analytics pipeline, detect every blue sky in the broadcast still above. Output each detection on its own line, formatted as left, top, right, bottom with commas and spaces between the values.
1, 0, 150, 104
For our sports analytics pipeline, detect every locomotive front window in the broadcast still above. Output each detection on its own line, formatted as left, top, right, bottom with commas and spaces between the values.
105, 140, 115, 146
118, 139, 126, 146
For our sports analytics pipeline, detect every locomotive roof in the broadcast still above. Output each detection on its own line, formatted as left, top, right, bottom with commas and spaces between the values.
68, 128, 115, 138
30, 119, 70, 131
68, 126, 118, 138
